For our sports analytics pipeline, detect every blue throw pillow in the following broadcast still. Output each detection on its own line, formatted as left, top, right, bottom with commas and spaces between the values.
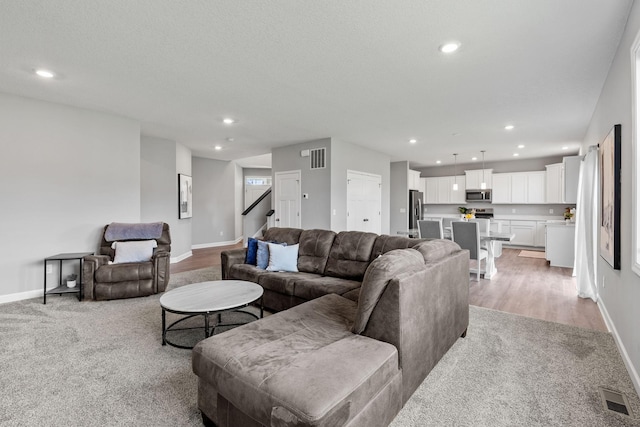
245, 238, 259, 265
257, 240, 286, 269
266, 243, 299, 272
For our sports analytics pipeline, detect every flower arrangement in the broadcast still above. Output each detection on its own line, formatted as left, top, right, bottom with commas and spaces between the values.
564, 207, 574, 220
458, 207, 467, 214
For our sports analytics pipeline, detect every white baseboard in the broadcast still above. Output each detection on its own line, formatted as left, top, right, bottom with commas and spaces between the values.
191, 237, 243, 250
598, 299, 640, 397
0, 289, 44, 304
170, 251, 192, 264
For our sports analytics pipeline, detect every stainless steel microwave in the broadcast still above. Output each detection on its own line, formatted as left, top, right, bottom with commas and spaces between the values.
465, 189, 492, 202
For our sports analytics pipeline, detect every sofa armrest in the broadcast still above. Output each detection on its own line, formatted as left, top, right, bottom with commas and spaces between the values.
221, 248, 247, 279
82, 255, 109, 301
153, 250, 171, 293
362, 249, 469, 404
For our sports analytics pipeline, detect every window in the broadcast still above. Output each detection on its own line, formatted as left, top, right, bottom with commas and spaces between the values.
631, 32, 640, 275
246, 177, 272, 186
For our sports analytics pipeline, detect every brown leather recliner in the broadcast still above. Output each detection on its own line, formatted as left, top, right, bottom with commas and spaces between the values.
82, 223, 171, 301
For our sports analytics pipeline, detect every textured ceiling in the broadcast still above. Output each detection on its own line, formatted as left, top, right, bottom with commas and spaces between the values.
0, 0, 632, 166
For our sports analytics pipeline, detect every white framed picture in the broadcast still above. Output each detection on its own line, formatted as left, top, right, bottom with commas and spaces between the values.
179, 174, 192, 219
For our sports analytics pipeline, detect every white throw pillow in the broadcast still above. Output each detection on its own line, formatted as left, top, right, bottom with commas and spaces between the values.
266, 243, 299, 272
111, 240, 158, 263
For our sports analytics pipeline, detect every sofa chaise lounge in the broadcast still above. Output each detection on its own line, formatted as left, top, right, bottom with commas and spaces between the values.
193, 227, 470, 427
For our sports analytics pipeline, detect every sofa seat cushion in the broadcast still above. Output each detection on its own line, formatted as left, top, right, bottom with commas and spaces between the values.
94, 262, 153, 283
292, 276, 361, 301
229, 263, 268, 283
192, 294, 400, 427
258, 271, 322, 295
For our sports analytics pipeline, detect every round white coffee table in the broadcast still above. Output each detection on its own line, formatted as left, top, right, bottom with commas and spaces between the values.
160, 280, 263, 349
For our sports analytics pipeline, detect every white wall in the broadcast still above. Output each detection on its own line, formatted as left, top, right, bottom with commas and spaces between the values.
191, 157, 240, 247
0, 92, 140, 301
140, 136, 192, 261
330, 140, 391, 234
271, 138, 332, 229
582, 1, 640, 393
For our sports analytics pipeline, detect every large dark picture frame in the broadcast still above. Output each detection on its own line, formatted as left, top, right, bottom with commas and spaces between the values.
599, 124, 621, 269
178, 174, 192, 219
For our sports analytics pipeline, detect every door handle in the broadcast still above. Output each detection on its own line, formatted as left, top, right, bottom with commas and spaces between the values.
363, 218, 369, 222
275, 218, 280, 222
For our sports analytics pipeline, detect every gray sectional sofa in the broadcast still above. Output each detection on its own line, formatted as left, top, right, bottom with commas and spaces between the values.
193, 227, 470, 427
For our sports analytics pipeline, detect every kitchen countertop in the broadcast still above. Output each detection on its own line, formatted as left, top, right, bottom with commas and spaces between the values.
425, 214, 566, 221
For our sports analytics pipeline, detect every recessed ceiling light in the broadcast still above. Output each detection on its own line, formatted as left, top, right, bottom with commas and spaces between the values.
222, 118, 235, 125
504, 125, 515, 130
214, 145, 222, 150
472, 157, 477, 161
562, 146, 569, 150
409, 139, 417, 144
439, 42, 460, 53
517, 144, 525, 149
226, 137, 235, 142
436, 160, 442, 164
35, 69, 55, 78
513, 153, 519, 157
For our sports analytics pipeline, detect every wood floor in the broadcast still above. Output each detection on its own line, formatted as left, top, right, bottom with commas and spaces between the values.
171, 244, 607, 332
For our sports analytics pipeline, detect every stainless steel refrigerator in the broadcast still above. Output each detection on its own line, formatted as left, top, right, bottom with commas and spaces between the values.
409, 190, 423, 230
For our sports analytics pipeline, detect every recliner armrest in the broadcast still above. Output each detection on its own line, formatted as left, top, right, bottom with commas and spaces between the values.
82, 255, 109, 301
221, 248, 247, 279
153, 250, 171, 293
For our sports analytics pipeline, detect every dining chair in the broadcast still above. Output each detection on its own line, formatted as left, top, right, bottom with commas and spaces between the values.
417, 218, 444, 239
470, 218, 501, 258
451, 221, 487, 281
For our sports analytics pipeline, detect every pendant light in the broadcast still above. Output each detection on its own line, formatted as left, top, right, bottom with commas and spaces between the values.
480, 150, 487, 190
452, 153, 459, 191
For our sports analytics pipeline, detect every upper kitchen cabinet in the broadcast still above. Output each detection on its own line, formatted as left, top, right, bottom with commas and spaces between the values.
492, 171, 546, 204
423, 175, 465, 204
546, 156, 580, 204
465, 169, 493, 190
408, 169, 422, 191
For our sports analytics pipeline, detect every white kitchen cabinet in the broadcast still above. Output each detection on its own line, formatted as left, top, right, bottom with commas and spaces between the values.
465, 169, 492, 190
492, 171, 546, 204
491, 173, 511, 204
545, 223, 576, 267
534, 221, 547, 247
408, 170, 421, 190
546, 163, 564, 203
423, 175, 465, 204
510, 173, 528, 204
451, 175, 466, 203
509, 220, 536, 246
424, 177, 438, 204
437, 177, 451, 204
527, 172, 546, 204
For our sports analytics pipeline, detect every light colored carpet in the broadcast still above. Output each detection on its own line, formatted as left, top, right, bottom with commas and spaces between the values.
1, 267, 639, 426
518, 250, 547, 259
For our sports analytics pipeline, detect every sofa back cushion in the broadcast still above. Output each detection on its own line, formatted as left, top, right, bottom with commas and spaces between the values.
99, 223, 171, 260
263, 227, 303, 245
412, 239, 461, 263
324, 231, 378, 280
352, 249, 425, 334
370, 235, 425, 261
297, 229, 337, 274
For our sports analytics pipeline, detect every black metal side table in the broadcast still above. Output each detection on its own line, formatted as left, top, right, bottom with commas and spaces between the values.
43, 252, 93, 304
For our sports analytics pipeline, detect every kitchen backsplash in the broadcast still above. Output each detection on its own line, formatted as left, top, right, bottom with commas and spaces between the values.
423, 203, 575, 217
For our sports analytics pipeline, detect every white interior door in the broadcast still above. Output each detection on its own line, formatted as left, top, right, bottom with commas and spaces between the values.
347, 171, 381, 234
274, 170, 301, 228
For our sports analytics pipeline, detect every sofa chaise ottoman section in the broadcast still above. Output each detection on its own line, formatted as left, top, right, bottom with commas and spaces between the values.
192, 294, 402, 427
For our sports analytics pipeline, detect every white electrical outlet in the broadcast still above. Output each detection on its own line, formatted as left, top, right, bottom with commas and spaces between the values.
602, 275, 606, 288
46, 264, 53, 274
333, 209, 336, 215
219, 231, 224, 236
549, 208, 554, 214
400, 208, 406, 213
512, 208, 516, 213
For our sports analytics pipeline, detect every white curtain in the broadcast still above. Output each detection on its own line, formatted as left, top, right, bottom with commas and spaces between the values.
574, 148, 598, 301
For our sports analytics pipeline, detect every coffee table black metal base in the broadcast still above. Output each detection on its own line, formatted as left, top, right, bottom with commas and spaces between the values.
161, 300, 263, 349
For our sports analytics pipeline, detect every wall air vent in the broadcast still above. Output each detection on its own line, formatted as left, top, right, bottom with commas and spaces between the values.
310, 148, 326, 170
